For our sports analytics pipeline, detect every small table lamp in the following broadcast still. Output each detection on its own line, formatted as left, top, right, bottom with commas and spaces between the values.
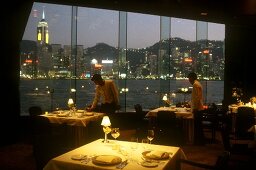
101, 116, 111, 143
162, 95, 168, 102
68, 98, 74, 109
162, 94, 170, 106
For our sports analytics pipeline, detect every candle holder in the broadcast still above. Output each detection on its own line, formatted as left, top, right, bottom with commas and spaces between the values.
67, 98, 75, 116
101, 116, 111, 143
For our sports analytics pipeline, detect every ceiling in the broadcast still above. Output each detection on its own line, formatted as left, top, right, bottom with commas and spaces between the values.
40, 0, 256, 26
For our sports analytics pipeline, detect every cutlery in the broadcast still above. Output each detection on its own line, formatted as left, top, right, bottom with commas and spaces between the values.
80, 156, 91, 164
116, 160, 128, 169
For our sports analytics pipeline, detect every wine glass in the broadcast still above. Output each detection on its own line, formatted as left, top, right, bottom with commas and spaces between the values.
111, 128, 120, 140
111, 128, 120, 150
55, 103, 59, 111
130, 137, 138, 162
141, 138, 149, 150
130, 137, 138, 150
147, 129, 154, 144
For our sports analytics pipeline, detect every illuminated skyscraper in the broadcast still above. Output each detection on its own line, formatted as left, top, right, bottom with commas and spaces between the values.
37, 8, 49, 44
36, 7, 52, 78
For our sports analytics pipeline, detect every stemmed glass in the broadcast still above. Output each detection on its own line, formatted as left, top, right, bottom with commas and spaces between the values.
111, 128, 120, 140
111, 128, 120, 150
130, 137, 138, 162
147, 129, 154, 144
130, 137, 138, 150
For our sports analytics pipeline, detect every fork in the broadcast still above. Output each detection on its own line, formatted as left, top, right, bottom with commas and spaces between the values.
80, 156, 91, 164
116, 160, 128, 169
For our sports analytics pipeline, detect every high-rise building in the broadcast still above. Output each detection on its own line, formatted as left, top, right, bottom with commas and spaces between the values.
37, 8, 49, 44
36, 8, 52, 78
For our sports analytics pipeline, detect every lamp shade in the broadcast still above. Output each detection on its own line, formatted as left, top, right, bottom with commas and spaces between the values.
68, 98, 74, 105
101, 116, 111, 126
162, 95, 168, 101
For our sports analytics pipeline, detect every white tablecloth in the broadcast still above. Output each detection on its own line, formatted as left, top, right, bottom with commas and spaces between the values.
43, 139, 186, 170
146, 107, 194, 144
228, 104, 256, 114
40, 111, 105, 147
41, 111, 105, 127
146, 107, 193, 118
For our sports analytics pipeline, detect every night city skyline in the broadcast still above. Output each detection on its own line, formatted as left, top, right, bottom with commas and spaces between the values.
22, 2, 225, 49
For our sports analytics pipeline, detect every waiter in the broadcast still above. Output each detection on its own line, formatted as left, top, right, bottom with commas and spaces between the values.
187, 72, 205, 145
86, 74, 120, 114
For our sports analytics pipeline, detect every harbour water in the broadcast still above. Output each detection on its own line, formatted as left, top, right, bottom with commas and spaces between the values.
20, 79, 224, 116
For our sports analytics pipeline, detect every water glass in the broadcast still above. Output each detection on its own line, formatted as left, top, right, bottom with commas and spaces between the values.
141, 138, 149, 150
130, 137, 138, 150
130, 137, 138, 162
147, 130, 154, 144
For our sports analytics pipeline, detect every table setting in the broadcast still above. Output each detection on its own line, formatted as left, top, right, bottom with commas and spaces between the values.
43, 115, 185, 170
43, 137, 184, 170
146, 106, 192, 118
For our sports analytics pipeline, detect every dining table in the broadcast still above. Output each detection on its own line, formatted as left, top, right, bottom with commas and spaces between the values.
146, 106, 194, 144
145, 106, 193, 118
40, 110, 105, 147
227, 104, 256, 134
41, 110, 105, 127
228, 104, 256, 114
43, 138, 186, 170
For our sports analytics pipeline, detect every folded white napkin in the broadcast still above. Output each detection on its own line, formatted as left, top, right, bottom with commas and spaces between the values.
95, 155, 118, 163
146, 151, 168, 159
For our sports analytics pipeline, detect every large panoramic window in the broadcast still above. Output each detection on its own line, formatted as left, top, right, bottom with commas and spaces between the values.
20, 2, 225, 115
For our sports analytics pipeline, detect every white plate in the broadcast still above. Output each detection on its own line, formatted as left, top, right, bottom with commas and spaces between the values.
77, 110, 84, 113
85, 112, 94, 116
140, 161, 158, 167
71, 154, 86, 160
57, 113, 69, 117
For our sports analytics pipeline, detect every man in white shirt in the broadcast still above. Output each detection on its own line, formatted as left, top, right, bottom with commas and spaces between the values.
87, 74, 120, 114
188, 72, 205, 145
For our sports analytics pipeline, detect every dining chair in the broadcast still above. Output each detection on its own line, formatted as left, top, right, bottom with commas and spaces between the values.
235, 106, 255, 140
134, 104, 150, 132
28, 106, 49, 135
29, 106, 69, 170
220, 112, 255, 162
177, 151, 230, 170
155, 111, 183, 146
201, 105, 219, 143
29, 106, 43, 117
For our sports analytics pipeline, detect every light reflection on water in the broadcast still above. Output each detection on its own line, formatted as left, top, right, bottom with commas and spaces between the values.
20, 79, 223, 116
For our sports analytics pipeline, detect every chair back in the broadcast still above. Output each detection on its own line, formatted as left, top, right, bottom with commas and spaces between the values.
29, 106, 43, 117
177, 151, 230, 170
236, 106, 255, 139
134, 104, 143, 114
214, 151, 230, 170
157, 111, 177, 128
156, 110, 183, 145
29, 106, 51, 135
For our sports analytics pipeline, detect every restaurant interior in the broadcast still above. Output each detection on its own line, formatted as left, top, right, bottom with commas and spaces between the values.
2, 0, 256, 170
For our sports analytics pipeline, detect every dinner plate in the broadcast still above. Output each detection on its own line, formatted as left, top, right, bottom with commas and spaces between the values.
57, 113, 69, 117
85, 112, 94, 116
76, 110, 84, 113
46, 113, 55, 116
92, 155, 122, 165
140, 161, 158, 167
142, 151, 169, 160
71, 154, 86, 160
